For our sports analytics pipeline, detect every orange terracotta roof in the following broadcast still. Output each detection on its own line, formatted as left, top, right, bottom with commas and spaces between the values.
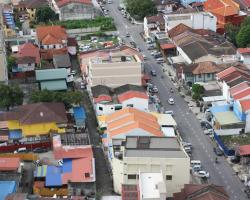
94, 95, 112, 103
18, 43, 40, 64
204, 0, 239, 16
168, 23, 193, 38
106, 108, 162, 138
192, 61, 220, 74
36, 26, 67, 45
40, 48, 67, 60
117, 91, 148, 102
240, 99, 250, 112
239, 145, 250, 156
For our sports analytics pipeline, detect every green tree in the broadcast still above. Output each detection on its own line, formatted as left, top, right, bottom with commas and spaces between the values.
30, 90, 83, 109
225, 23, 239, 45
7, 56, 16, 72
0, 84, 24, 110
35, 6, 58, 23
124, 0, 157, 20
236, 25, 250, 47
192, 83, 203, 101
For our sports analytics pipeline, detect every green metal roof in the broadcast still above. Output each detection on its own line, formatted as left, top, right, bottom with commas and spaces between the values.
40, 80, 67, 91
36, 68, 68, 81
214, 111, 241, 125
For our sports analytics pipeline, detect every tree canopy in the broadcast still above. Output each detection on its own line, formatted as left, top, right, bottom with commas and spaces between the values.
124, 0, 157, 20
192, 84, 204, 101
30, 90, 83, 109
225, 17, 250, 47
35, 6, 58, 23
0, 84, 24, 110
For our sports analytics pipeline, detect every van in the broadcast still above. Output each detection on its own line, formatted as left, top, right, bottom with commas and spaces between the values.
14, 147, 27, 154
190, 160, 201, 168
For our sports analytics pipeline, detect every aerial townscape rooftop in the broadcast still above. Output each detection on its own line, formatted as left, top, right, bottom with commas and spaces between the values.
0, 0, 250, 199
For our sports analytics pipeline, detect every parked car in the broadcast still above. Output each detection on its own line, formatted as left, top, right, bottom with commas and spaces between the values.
184, 146, 192, 153
204, 129, 213, 135
107, 0, 112, 3
200, 121, 212, 130
142, 54, 147, 60
126, 32, 130, 37
150, 50, 159, 56
156, 58, 164, 63
213, 147, 223, 156
150, 70, 157, 76
33, 147, 48, 153
168, 97, 175, 105
71, 70, 76, 75
192, 165, 202, 172
154, 53, 162, 59
231, 156, 240, 164
182, 142, 192, 149
165, 110, 174, 116
195, 170, 209, 178
130, 41, 136, 48
147, 44, 155, 50
14, 147, 27, 154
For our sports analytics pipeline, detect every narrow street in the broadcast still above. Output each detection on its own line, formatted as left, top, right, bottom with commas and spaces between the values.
105, 1, 247, 199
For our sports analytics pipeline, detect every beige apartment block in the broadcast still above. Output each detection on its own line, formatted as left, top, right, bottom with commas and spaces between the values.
111, 136, 190, 197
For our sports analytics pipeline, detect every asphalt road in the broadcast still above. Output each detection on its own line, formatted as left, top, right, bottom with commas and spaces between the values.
105, 2, 247, 199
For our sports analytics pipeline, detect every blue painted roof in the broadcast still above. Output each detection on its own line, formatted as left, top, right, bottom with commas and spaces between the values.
0, 181, 16, 200
73, 106, 86, 120
9, 130, 22, 139
45, 166, 62, 187
102, 133, 107, 138
62, 159, 72, 173
73, 106, 86, 126
210, 104, 231, 115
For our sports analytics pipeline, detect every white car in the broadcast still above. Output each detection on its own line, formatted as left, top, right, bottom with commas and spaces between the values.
168, 98, 175, 105
196, 170, 209, 178
165, 110, 174, 116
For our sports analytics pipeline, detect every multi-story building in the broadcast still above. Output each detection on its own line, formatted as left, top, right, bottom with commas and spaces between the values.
81, 47, 143, 88
204, 0, 246, 34
111, 136, 190, 197
49, 0, 99, 21
164, 10, 217, 32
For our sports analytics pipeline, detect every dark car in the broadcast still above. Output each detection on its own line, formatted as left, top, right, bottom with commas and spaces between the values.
33, 147, 48, 153
150, 70, 157, 76
231, 156, 240, 164
213, 147, 223, 156
130, 41, 136, 48
200, 121, 212, 130
154, 53, 162, 59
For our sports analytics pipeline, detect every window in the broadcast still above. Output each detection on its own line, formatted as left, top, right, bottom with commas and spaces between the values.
85, 173, 90, 178
198, 74, 202, 78
166, 175, 172, 180
207, 73, 211, 78
53, 45, 56, 48
99, 106, 103, 111
127, 104, 133, 107
128, 174, 137, 179
115, 105, 122, 110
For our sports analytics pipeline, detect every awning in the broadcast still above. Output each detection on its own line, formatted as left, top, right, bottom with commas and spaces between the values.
34, 165, 48, 178
239, 145, 250, 156
202, 96, 225, 103
9, 130, 22, 139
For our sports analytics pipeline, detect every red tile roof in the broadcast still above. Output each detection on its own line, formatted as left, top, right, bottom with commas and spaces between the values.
160, 43, 176, 50
94, 95, 112, 103
62, 157, 94, 183
243, 0, 250, 7
173, 184, 229, 200
118, 91, 148, 103
237, 48, 250, 54
36, 26, 67, 45
0, 157, 20, 171
216, 66, 237, 79
54, 145, 93, 160
40, 48, 68, 60
168, 23, 193, 38
229, 81, 250, 96
17, 43, 40, 64
56, 0, 92, 7
233, 88, 250, 100
240, 99, 250, 112
239, 145, 250, 156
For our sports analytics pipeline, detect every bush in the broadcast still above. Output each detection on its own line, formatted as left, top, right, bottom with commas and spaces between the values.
48, 17, 116, 31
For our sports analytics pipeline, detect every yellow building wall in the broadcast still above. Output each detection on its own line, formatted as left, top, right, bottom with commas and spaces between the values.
8, 120, 65, 136
26, 8, 36, 20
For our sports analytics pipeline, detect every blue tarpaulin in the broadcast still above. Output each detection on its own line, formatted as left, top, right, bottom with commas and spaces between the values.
45, 166, 62, 187
73, 106, 86, 127
0, 181, 16, 200
62, 159, 72, 173
9, 130, 22, 139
